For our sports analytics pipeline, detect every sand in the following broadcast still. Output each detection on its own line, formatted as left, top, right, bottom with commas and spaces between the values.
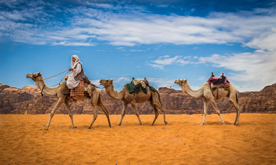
0, 113, 275, 165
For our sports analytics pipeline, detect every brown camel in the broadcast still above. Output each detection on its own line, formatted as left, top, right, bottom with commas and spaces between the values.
99, 79, 168, 126
26, 72, 111, 130
174, 79, 241, 126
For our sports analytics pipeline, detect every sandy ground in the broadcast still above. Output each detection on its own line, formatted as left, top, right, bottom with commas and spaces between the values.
0, 113, 275, 165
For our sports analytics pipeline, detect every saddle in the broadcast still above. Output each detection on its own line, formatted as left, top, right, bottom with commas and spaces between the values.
132, 77, 149, 89
207, 73, 230, 91
125, 78, 158, 94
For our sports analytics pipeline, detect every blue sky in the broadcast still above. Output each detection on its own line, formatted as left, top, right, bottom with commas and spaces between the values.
0, 0, 276, 92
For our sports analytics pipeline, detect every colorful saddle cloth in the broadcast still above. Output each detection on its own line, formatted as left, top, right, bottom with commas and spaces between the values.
207, 75, 230, 89
70, 81, 96, 98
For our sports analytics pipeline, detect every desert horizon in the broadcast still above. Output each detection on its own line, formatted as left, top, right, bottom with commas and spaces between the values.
1, 113, 275, 165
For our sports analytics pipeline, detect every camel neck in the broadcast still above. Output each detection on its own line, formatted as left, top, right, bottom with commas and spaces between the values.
181, 81, 203, 98
105, 85, 124, 100
35, 79, 58, 96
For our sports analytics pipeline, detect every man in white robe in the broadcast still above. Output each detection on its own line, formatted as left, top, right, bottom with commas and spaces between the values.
66, 55, 82, 89
65, 55, 86, 96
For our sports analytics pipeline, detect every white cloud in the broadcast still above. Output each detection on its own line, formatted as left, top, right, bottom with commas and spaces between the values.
86, 2, 115, 9
1, 2, 276, 47
149, 55, 190, 69
52, 42, 95, 46
153, 55, 181, 65
114, 77, 131, 84
148, 63, 164, 70
245, 28, 276, 51
90, 79, 100, 86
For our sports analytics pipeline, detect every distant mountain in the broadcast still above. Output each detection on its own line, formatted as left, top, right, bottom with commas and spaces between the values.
0, 83, 275, 114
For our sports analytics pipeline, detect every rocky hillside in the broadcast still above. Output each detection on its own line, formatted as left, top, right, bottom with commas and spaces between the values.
0, 82, 275, 114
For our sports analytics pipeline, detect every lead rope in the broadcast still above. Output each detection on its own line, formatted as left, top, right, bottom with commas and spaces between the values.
40, 69, 70, 98
47, 70, 70, 87
43, 69, 69, 80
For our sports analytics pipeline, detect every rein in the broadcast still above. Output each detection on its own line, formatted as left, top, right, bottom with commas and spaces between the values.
44, 69, 69, 87
38, 69, 69, 97
43, 69, 69, 80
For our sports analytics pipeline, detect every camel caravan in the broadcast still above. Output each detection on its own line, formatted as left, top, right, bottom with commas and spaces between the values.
26, 55, 241, 130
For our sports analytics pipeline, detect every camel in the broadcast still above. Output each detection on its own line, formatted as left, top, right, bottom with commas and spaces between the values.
99, 79, 168, 126
26, 72, 111, 130
174, 79, 241, 126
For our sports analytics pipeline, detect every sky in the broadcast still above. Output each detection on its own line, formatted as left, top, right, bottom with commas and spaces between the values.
0, 0, 276, 92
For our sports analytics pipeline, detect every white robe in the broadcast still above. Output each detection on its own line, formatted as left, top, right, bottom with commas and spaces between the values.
66, 63, 82, 89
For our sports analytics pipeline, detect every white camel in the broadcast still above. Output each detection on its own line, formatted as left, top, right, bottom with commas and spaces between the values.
174, 79, 241, 126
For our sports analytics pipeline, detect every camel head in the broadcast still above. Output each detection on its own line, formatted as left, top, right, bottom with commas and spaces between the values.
174, 79, 187, 86
26, 72, 42, 81
99, 79, 113, 88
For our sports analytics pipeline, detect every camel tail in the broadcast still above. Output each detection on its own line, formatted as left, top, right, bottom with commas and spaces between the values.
236, 93, 239, 104
157, 92, 163, 107
97, 93, 102, 105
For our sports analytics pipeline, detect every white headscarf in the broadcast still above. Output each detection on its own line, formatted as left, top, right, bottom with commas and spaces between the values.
71, 55, 82, 68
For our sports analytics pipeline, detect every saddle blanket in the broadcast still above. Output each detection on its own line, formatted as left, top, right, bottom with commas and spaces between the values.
70, 81, 85, 97
125, 81, 158, 94
207, 75, 229, 86
70, 81, 96, 98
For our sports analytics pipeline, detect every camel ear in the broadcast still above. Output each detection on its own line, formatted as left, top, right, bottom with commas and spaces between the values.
110, 80, 113, 84
184, 79, 187, 83
38, 73, 42, 76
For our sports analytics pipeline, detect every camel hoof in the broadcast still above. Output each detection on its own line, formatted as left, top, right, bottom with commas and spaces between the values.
165, 121, 168, 125
200, 124, 204, 126
72, 126, 77, 129
118, 124, 121, 126
44, 126, 49, 130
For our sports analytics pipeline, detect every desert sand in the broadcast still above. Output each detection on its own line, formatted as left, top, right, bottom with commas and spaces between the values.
0, 113, 275, 165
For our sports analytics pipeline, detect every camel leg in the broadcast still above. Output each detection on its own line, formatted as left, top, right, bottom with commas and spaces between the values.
118, 102, 128, 126
89, 102, 98, 129
45, 98, 63, 130
210, 99, 225, 125
64, 102, 76, 129
130, 102, 142, 125
153, 102, 168, 125
200, 99, 208, 126
229, 96, 241, 125
150, 101, 159, 126
97, 99, 111, 127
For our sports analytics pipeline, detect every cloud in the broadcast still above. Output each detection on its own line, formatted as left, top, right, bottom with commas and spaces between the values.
146, 77, 177, 89
52, 42, 95, 46
245, 28, 276, 51
0, 1, 276, 47
90, 79, 100, 86
114, 77, 131, 84
148, 55, 190, 69
85, 2, 115, 9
